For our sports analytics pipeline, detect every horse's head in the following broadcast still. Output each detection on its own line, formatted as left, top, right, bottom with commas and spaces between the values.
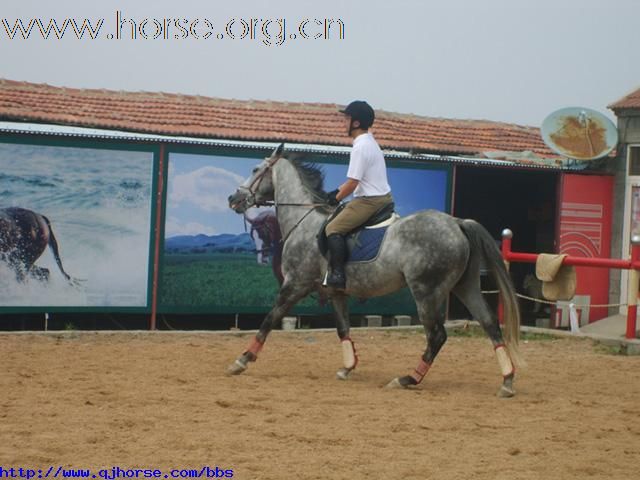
228, 144, 284, 214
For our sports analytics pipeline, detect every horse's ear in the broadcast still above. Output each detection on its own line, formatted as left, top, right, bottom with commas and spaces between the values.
274, 143, 285, 157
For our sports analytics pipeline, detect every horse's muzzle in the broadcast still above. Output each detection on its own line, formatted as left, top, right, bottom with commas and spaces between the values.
228, 190, 254, 213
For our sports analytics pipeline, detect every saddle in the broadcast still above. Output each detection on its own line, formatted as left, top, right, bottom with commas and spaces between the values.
317, 202, 398, 262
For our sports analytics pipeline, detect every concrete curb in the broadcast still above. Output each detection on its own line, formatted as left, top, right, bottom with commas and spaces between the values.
1, 321, 638, 355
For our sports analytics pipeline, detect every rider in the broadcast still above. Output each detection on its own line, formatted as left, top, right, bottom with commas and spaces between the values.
324, 100, 393, 289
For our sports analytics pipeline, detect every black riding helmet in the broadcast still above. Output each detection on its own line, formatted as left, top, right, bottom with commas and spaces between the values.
339, 100, 375, 130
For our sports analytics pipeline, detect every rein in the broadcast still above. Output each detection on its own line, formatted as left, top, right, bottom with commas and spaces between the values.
241, 151, 334, 246
262, 201, 328, 207
274, 202, 333, 247
244, 199, 329, 248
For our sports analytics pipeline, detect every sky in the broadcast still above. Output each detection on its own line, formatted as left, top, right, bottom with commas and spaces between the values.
166, 153, 448, 236
1, 0, 639, 127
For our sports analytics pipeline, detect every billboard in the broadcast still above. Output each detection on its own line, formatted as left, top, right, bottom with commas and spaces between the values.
0, 141, 155, 309
160, 151, 450, 314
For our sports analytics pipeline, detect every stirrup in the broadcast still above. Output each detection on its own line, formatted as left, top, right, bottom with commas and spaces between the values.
325, 270, 346, 289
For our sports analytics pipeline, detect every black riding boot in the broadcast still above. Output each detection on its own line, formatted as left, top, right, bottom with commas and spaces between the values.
326, 234, 347, 289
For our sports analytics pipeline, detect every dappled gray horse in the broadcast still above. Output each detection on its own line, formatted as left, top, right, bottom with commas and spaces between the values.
228, 145, 522, 397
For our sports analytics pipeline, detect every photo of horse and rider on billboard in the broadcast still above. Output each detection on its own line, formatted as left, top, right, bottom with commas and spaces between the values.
159, 150, 450, 314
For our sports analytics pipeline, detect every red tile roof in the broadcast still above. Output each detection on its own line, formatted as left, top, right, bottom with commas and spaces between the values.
609, 86, 640, 111
0, 79, 557, 157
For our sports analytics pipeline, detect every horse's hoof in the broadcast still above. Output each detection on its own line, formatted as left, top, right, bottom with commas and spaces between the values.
336, 367, 352, 380
385, 377, 406, 389
497, 385, 515, 398
227, 359, 248, 376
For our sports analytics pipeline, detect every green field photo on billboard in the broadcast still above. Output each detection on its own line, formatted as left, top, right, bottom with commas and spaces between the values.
159, 150, 450, 315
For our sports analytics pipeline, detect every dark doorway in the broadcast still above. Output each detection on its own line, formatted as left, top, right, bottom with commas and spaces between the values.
451, 166, 559, 325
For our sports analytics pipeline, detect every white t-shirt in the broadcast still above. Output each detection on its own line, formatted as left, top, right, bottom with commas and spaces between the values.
347, 133, 391, 197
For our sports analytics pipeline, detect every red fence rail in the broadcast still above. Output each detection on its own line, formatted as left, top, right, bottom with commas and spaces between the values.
500, 229, 640, 339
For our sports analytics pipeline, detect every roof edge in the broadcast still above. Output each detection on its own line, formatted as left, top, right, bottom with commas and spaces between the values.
0, 120, 568, 171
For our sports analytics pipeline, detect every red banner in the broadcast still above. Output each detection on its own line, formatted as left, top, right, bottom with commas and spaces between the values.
558, 174, 614, 323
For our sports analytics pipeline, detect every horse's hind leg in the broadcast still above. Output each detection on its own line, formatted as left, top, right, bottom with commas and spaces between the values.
453, 278, 516, 398
227, 280, 312, 375
332, 294, 358, 380
386, 283, 447, 389
29, 266, 50, 282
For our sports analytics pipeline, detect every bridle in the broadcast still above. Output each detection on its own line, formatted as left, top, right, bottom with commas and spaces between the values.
236, 152, 334, 245
238, 153, 327, 209
235, 153, 282, 210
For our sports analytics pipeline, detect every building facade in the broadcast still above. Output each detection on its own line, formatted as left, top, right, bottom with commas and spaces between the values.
0, 79, 621, 329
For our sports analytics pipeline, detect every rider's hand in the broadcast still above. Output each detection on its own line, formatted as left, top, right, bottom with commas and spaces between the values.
326, 189, 340, 206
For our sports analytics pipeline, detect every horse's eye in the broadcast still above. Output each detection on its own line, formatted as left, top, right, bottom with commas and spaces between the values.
252, 168, 259, 174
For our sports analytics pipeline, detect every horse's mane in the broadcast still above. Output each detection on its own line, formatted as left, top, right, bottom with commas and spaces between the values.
287, 156, 332, 213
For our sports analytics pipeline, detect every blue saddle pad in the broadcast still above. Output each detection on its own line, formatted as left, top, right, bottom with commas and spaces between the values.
347, 226, 389, 263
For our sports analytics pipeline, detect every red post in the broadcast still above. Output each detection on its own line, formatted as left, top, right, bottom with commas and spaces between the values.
626, 236, 640, 339
501, 229, 513, 261
150, 144, 166, 331
499, 229, 513, 325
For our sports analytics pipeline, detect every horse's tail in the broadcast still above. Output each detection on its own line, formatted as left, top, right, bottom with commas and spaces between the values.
457, 219, 524, 368
41, 215, 73, 282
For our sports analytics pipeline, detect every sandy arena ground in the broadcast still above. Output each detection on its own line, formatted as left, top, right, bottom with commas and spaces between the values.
1, 328, 639, 480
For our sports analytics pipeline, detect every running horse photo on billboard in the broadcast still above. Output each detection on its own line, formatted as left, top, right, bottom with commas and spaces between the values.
227, 144, 523, 397
0, 207, 77, 284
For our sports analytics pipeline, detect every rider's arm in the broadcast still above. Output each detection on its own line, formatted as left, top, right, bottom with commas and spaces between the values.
336, 178, 359, 201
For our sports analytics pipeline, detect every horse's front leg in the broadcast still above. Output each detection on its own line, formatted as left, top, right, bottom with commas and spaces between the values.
332, 293, 358, 380
227, 281, 310, 375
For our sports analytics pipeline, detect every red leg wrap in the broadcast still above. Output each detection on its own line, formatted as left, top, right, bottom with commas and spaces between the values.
247, 337, 265, 356
409, 359, 431, 384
